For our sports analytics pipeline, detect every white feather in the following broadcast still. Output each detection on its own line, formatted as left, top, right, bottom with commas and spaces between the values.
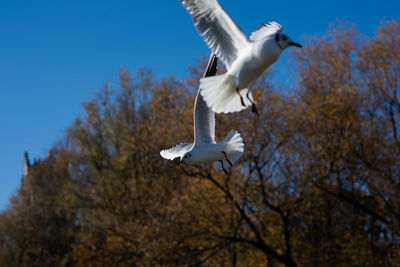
199, 74, 253, 113
213, 130, 244, 171
160, 143, 193, 160
179, 0, 250, 68
249, 21, 283, 42
194, 86, 216, 144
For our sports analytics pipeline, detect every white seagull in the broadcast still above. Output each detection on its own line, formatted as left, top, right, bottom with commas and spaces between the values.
160, 55, 244, 174
179, 0, 302, 114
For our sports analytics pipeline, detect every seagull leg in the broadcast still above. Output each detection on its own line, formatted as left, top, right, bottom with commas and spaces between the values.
236, 88, 246, 107
222, 151, 233, 167
246, 91, 258, 114
251, 104, 258, 114
219, 160, 229, 175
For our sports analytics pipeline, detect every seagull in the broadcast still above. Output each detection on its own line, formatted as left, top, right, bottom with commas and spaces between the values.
160, 54, 244, 174
178, 0, 302, 114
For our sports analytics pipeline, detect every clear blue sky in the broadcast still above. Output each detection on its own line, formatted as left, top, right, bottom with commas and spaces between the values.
0, 0, 398, 210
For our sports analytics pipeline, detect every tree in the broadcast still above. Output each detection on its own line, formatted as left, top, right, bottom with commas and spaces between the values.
0, 149, 78, 266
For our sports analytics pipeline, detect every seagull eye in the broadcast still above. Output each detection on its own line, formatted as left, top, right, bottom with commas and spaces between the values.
184, 155, 187, 159
283, 35, 287, 41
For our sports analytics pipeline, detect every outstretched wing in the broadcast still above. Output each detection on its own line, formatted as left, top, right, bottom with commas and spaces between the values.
160, 143, 193, 161
249, 21, 283, 42
194, 54, 218, 144
179, 0, 250, 68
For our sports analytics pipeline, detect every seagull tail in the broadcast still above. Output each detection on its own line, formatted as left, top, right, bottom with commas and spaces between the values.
200, 74, 253, 114
214, 130, 244, 171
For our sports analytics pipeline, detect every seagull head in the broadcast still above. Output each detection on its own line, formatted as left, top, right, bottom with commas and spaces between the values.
179, 152, 192, 165
275, 33, 302, 50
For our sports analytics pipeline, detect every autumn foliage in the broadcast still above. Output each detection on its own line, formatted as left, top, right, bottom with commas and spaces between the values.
1, 20, 399, 266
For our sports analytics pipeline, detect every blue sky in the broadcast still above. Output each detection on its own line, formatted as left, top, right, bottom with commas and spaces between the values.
0, 0, 398, 210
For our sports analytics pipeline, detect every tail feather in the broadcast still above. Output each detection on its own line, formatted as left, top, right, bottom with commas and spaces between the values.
200, 74, 253, 114
214, 130, 244, 171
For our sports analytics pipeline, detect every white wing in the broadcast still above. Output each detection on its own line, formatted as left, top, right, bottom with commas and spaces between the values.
249, 21, 283, 42
160, 143, 193, 160
179, 0, 250, 68
194, 54, 217, 144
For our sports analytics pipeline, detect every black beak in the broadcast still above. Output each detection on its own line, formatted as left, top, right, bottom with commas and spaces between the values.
289, 41, 302, 48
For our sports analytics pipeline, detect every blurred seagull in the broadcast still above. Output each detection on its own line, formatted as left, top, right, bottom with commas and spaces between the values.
179, 0, 302, 114
160, 55, 244, 174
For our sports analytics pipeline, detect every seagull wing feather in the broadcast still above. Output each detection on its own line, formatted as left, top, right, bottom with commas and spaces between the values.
194, 55, 217, 144
180, 0, 249, 68
160, 143, 193, 160
249, 21, 283, 42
